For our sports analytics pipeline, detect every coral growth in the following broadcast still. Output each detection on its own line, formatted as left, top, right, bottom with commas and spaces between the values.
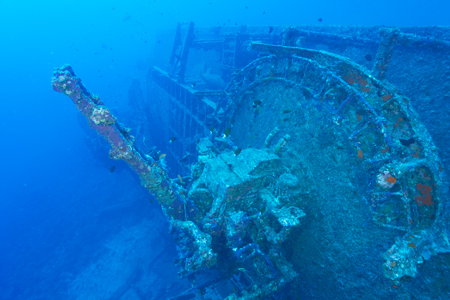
377, 171, 397, 189
90, 106, 116, 125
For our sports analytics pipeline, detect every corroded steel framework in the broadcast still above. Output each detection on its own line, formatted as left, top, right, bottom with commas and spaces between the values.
236, 42, 449, 281
147, 24, 450, 299
55, 24, 450, 299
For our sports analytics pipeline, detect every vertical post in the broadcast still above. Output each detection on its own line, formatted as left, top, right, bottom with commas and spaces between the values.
177, 21, 195, 83
169, 22, 182, 71
371, 27, 400, 80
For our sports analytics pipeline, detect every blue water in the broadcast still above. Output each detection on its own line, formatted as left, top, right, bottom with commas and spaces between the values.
0, 0, 449, 299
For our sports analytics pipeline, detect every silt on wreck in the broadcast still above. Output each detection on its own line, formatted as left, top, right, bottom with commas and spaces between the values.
53, 23, 450, 299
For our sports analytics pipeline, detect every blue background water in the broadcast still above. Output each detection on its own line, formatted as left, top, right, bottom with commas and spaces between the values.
0, 0, 448, 299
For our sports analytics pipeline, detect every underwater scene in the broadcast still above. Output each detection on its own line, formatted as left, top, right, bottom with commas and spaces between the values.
1, 0, 450, 299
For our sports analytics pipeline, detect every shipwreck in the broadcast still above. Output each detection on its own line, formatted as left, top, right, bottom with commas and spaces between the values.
52, 23, 450, 299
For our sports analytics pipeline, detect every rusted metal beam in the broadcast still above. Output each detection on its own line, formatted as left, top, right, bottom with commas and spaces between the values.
371, 27, 450, 80
382, 27, 450, 50
177, 21, 195, 83
191, 39, 223, 50
297, 29, 377, 47
371, 27, 400, 80
169, 22, 183, 69
51, 64, 201, 223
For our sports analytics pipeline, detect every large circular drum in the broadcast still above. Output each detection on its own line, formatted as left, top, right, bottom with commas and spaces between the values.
222, 42, 450, 299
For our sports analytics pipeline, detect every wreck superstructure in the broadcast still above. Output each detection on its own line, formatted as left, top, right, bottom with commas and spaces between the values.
54, 24, 450, 299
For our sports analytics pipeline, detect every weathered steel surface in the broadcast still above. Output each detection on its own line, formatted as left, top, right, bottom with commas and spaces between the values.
149, 25, 450, 300
219, 42, 450, 298
56, 24, 450, 300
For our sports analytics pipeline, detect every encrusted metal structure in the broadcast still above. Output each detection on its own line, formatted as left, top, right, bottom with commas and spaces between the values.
55, 23, 450, 299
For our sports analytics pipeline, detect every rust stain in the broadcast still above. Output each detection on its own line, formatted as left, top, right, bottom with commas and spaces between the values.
381, 147, 390, 154
382, 95, 392, 102
415, 183, 434, 206
407, 242, 416, 249
385, 176, 397, 184
343, 74, 372, 93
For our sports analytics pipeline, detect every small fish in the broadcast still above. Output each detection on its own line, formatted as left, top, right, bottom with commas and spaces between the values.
190, 82, 196, 88
253, 100, 262, 108
159, 153, 166, 160
365, 54, 372, 61
178, 175, 183, 183
261, 206, 266, 214
234, 148, 242, 156
318, 17, 323, 22
330, 152, 338, 164
281, 109, 292, 113
169, 137, 177, 143
282, 117, 290, 122
209, 126, 214, 133
231, 119, 235, 125
223, 128, 231, 137
109, 166, 116, 173
400, 138, 415, 147
269, 26, 273, 33
253, 106, 261, 118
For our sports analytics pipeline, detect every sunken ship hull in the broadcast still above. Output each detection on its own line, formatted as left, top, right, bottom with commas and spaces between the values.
54, 24, 450, 299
